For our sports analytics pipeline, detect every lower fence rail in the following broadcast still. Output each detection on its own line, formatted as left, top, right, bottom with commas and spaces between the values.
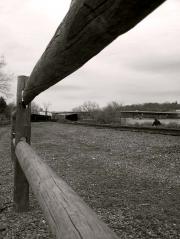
15, 139, 119, 239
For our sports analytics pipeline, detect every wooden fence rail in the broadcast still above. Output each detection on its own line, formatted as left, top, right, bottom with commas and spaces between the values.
15, 139, 119, 239
11, 0, 167, 238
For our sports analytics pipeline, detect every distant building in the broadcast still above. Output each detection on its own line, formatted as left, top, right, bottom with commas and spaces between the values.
31, 114, 51, 122
39, 111, 52, 116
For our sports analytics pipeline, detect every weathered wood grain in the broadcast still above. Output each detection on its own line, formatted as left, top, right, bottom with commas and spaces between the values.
14, 76, 31, 212
23, 0, 166, 104
16, 140, 119, 239
11, 110, 16, 162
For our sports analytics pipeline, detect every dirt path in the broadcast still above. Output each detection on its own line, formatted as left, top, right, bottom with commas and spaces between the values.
0, 123, 180, 238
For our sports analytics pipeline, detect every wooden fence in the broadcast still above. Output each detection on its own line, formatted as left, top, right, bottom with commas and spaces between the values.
11, 1, 166, 238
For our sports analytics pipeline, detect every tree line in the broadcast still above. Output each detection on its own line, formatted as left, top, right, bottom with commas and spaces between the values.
72, 101, 180, 124
73, 101, 180, 113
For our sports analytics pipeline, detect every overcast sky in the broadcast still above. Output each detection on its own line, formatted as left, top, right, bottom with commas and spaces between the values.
0, 0, 180, 111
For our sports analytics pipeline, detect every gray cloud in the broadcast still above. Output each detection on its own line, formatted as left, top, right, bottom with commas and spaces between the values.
127, 55, 180, 73
51, 84, 83, 92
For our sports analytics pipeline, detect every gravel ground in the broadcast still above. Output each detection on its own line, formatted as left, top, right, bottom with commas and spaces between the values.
0, 122, 180, 238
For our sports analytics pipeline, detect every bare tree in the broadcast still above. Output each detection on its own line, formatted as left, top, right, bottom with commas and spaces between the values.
101, 101, 123, 123
0, 55, 13, 97
31, 102, 43, 114
43, 102, 51, 115
72, 101, 100, 112
72, 101, 100, 121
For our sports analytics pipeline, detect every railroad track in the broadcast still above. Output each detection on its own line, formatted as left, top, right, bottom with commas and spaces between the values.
64, 121, 180, 136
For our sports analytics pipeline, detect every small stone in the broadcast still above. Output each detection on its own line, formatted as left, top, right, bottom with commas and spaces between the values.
0, 224, 7, 231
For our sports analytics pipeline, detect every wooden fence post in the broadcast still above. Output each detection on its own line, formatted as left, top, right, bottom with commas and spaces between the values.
13, 75, 31, 212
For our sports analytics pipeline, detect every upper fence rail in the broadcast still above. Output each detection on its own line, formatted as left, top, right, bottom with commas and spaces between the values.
23, 0, 166, 105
